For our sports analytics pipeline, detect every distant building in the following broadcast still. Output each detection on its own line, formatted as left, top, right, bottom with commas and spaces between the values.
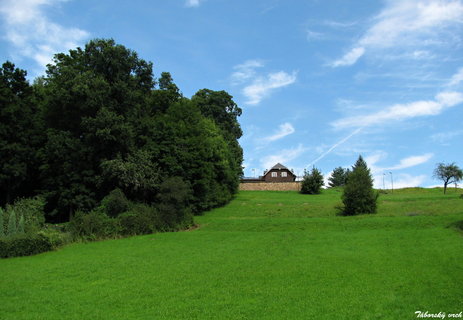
241, 163, 296, 183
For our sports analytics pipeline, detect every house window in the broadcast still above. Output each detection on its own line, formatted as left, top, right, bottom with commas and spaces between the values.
271, 172, 277, 177
281, 172, 287, 177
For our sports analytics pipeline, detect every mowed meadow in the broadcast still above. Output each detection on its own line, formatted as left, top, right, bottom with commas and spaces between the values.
1, 188, 463, 319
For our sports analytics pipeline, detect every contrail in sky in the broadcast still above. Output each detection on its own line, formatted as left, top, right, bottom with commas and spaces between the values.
306, 127, 363, 168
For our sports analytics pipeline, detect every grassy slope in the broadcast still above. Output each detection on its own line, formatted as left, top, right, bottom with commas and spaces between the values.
1, 188, 462, 319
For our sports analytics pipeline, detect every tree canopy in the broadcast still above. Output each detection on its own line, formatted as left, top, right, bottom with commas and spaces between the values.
433, 162, 463, 194
0, 39, 243, 223
340, 155, 378, 216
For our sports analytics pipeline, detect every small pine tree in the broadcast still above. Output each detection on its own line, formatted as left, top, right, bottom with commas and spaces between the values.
7, 210, 17, 236
300, 167, 324, 194
341, 155, 378, 216
0, 208, 4, 237
18, 215, 25, 234
328, 167, 350, 187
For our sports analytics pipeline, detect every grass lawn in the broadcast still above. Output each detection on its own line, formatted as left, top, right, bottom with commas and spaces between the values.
1, 188, 462, 319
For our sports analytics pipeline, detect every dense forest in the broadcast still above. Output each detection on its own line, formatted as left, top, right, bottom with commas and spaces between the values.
0, 39, 243, 227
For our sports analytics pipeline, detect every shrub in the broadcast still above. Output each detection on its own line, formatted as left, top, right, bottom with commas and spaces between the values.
68, 210, 120, 240
340, 155, 378, 216
0, 208, 4, 237
5, 197, 46, 233
156, 177, 194, 228
100, 188, 131, 218
300, 167, 324, 194
7, 210, 17, 236
0, 233, 53, 258
118, 204, 162, 235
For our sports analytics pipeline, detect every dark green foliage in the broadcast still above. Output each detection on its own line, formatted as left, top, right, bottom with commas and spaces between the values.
0, 208, 4, 237
67, 211, 120, 240
156, 177, 193, 228
18, 215, 25, 234
100, 188, 131, 218
0, 38, 243, 230
340, 155, 378, 216
0, 233, 54, 258
300, 167, 324, 194
118, 204, 162, 235
433, 162, 463, 194
6, 196, 45, 233
0, 62, 43, 205
7, 210, 16, 236
328, 167, 350, 188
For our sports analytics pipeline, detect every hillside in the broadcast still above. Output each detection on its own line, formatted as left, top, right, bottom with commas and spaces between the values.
1, 188, 462, 319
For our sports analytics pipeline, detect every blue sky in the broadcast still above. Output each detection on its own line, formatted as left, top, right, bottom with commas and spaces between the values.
1, 0, 463, 188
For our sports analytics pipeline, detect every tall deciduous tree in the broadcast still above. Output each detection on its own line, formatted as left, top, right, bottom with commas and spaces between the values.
433, 162, 463, 194
0, 62, 43, 205
341, 156, 378, 216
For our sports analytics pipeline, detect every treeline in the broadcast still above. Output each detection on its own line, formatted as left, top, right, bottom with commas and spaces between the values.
0, 39, 243, 227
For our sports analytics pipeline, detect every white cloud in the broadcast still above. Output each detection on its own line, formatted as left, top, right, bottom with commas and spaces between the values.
306, 29, 325, 41
331, 0, 463, 67
431, 129, 463, 143
332, 91, 463, 129
447, 67, 463, 87
386, 153, 434, 170
263, 122, 295, 142
331, 47, 365, 67
366, 152, 433, 175
373, 173, 427, 189
243, 71, 297, 105
231, 60, 264, 85
0, 0, 89, 72
185, 0, 203, 7
261, 144, 307, 171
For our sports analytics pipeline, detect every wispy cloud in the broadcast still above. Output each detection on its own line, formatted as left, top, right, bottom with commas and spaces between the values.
243, 71, 297, 105
331, 0, 463, 67
261, 144, 307, 170
185, 0, 204, 7
431, 129, 463, 144
231, 60, 297, 105
386, 153, 434, 170
231, 60, 264, 84
447, 67, 463, 87
373, 173, 427, 189
331, 47, 365, 67
262, 122, 295, 142
0, 0, 90, 72
366, 152, 433, 174
332, 91, 463, 129
306, 29, 325, 41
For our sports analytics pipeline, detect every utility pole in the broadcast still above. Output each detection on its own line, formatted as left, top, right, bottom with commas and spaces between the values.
389, 172, 394, 194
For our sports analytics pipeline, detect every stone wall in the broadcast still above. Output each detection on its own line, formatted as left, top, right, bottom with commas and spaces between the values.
239, 182, 301, 191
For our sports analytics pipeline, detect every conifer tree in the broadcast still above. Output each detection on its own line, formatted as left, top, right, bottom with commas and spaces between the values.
341, 156, 378, 215
7, 209, 16, 236
300, 167, 324, 194
18, 214, 25, 234
0, 208, 4, 237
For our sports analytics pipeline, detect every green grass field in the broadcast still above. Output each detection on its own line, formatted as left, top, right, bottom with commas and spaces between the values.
1, 188, 462, 319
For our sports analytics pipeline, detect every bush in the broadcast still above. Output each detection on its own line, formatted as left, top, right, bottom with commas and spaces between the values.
68, 210, 120, 240
340, 156, 378, 216
300, 167, 324, 194
156, 177, 194, 228
5, 197, 46, 233
118, 204, 162, 235
0, 233, 52, 258
100, 188, 131, 218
